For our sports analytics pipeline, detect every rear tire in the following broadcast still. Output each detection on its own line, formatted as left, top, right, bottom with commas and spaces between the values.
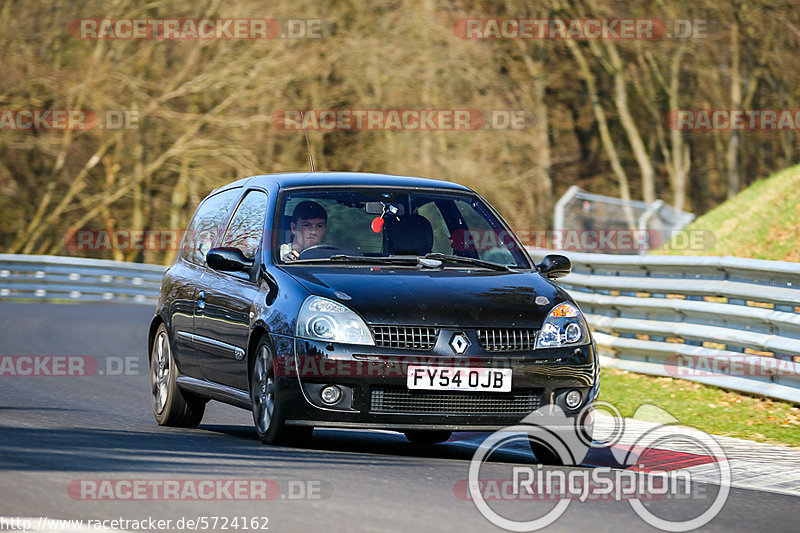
249, 336, 312, 445
150, 323, 205, 428
404, 430, 452, 444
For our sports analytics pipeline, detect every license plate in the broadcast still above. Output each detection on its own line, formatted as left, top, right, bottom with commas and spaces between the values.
406, 365, 512, 392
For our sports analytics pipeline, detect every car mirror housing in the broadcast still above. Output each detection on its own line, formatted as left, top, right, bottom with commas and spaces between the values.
207, 247, 255, 272
537, 254, 571, 279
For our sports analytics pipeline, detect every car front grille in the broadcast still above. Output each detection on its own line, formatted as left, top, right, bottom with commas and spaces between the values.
477, 328, 537, 352
370, 387, 541, 415
370, 325, 439, 350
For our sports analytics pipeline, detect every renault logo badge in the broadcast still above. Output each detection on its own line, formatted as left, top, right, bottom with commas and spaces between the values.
449, 333, 470, 354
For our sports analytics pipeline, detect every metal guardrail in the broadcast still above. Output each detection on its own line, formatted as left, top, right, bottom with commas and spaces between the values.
1, 252, 799, 403
530, 249, 800, 404
0, 254, 164, 305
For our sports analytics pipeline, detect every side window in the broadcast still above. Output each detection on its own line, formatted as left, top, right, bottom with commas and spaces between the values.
181, 188, 241, 265
220, 190, 268, 259
416, 201, 455, 254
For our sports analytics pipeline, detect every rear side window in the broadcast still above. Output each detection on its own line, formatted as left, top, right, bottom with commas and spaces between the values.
181, 188, 242, 265
220, 190, 268, 259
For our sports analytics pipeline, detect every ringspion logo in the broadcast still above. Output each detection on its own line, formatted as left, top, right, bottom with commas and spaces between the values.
466, 403, 730, 531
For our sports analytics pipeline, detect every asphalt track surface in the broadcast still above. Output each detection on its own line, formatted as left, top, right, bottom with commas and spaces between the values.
0, 301, 797, 532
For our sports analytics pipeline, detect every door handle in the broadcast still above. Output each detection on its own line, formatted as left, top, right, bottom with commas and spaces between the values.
197, 290, 206, 310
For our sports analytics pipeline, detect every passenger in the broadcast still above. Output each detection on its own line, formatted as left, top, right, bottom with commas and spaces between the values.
281, 201, 328, 261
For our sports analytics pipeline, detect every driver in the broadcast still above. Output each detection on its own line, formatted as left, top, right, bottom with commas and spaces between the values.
281, 200, 328, 261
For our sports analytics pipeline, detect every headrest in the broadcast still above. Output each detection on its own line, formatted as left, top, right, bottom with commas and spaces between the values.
386, 214, 434, 256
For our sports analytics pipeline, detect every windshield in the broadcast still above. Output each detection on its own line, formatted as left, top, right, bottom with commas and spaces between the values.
275, 187, 531, 269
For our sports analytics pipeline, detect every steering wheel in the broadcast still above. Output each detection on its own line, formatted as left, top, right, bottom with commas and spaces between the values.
297, 243, 342, 259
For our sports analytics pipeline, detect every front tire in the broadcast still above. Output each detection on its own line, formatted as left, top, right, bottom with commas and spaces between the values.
529, 440, 564, 465
529, 421, 594, 466
150, 323, 205, 427
249, 336, 312, 445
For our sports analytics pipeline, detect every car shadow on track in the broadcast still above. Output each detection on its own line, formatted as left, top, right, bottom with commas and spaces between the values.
0, 423, 537, 474
202, 424, 539, 464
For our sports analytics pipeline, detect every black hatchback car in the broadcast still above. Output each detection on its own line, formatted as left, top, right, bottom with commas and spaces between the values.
148, 172, 599, 460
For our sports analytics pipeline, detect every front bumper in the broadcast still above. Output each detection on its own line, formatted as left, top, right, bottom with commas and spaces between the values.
271, 335, 599, 430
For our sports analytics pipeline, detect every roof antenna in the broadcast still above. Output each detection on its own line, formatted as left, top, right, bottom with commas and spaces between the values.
301, 110, 314, 172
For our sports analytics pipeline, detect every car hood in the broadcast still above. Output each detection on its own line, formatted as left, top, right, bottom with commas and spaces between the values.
284, 266, 568, 327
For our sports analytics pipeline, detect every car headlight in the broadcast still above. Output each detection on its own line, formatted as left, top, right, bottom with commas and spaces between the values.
296, 296, 375, 346
535, 302, 589, 349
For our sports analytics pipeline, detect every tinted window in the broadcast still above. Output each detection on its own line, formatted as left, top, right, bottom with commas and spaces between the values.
181, 188, 241, 265
220, 190, 268, 259
277, 188, 530, 268
282, 194, 385, 255
416, 201, 455, 255
454, 198, 516, 265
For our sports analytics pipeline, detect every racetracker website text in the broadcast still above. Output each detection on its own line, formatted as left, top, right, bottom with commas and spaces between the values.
0, 515, 270, 531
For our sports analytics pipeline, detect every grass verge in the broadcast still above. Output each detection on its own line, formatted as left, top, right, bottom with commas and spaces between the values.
598, 368, 800, 447
654, 163, 800, 261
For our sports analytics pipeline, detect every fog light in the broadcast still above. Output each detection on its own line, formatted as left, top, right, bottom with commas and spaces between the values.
320, 385, 342, 404
565, 389, 582, 409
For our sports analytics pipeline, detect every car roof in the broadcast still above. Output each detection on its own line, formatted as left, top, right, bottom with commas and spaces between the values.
214, 171, 475, 194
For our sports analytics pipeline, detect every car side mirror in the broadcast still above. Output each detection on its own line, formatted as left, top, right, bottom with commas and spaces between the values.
207, 247, 255, 272
537, 254, 571, 279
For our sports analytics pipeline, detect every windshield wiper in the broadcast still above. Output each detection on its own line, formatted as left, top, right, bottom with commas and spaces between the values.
422, 253, 512, 272
289, 255, 441, 268
328, 255, 444, 268
283, 255, 398, 265
329, 255, 417, 265
290, 253, 507, 271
